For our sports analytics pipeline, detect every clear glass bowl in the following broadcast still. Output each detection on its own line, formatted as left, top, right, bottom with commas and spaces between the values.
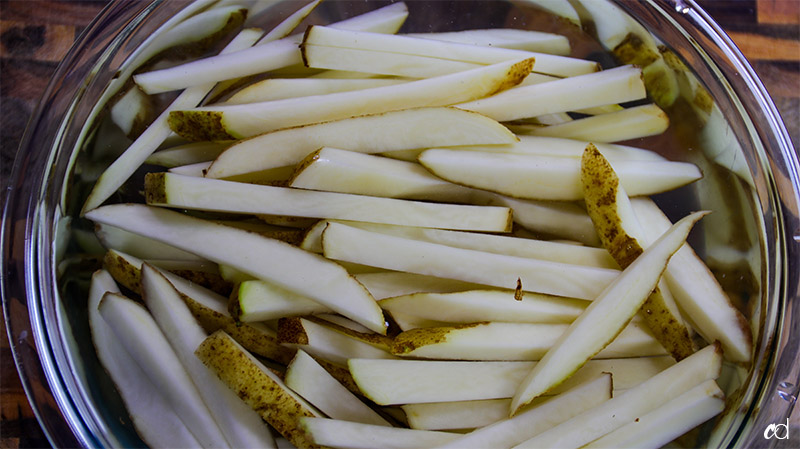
2, 0, 798, 448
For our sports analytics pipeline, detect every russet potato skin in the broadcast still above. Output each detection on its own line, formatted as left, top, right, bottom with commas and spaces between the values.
581, 144, 694, 360
196, 331, 322, 449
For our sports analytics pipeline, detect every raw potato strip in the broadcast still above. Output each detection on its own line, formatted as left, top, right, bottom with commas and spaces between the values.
379, 290, 589, 325
404, 399, 509, 430
82, 27, 264, 213
440, 135, 667, 162
146, 141, 231, 167
102, 249, 294, 364
289, 147, 479, 203
527, 0, 581, 26
631, 197, 753, 362
519, 104, 669, 142
582, 145, 694, 359
348, 356, 673, 405
96, 222, 205, 261
238, 279, 331, 322
205, 107, 517, 178
98, 293, 229, 448
225, 78, 408, 104
285, 351, 391, 426
322, 223, 620, 300
88, 271, 201, 449
583, 380, 725, 449
480, 194, 601, 246
510, 212, 705, 415
168, 59, 533, 140
86, 204, 387, 334
434, 374, 612, 448
299, 418, 459, 449
513, 343, 723, 448
302, 219, 617, 268
140, 265, 277, 449
278, 317, 396, 366
255, 0, 322, 44
405, 29, 571, 54
145, 172, 512, 232
354, 272, 483, 300
169, 161, 211, 177
418, 149, 701, 201
134, 3, 410, 94
195, 331, 323, 449
302, 26, 597, 77
390, 321, 666, 361
457, 65, 645, 122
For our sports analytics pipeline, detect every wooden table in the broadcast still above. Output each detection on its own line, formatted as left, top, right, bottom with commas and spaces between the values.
1, 1, 798, 448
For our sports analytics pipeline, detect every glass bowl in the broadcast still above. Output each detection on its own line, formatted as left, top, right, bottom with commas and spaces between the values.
2, 0, 798, 447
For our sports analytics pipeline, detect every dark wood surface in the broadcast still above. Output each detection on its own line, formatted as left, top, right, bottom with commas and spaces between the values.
1, 1, 798, 448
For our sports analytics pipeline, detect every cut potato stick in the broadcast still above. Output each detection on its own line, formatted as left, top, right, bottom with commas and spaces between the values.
434, 374, 612, 448
300, 417, 459, 449
169, 161, 210, 177
583, 379, 725, 449
518, 103, 669, 142
225, 78, 408, 104
354, 271, 483, 300
102, 249, 294, 364
322, 223, 620, 300
510, 211, 705, 415
145, 141, 231, 167
88, 271, 201, 449
478, 194, 601, 246
438, 135, 667, 162
286, 350, 391, 426
195, 331, 322, 449
134, 2, 410, 94
513, 343, 723, 448
418, 149, 701, 201
98, 293, 229, 448
238, 279, 331, 322
403, 399, 510, 430
140, 265, 277, 449
302, 219, 617, 268
302, 26, 598, 77
631, 197, 753, 362
289, 147, 479, 203
145, 172, 512, 232
82, 27, 264, 213
379, 290, 589, 325
205, 107, 517, 178
457, 65, 645, 122
278, 317, 396, 366
255, 0, 322, 45
391, 321, 666, 361
527, 0, 581, 26
168, 59, 533, 140
86, 204, 387, 334
582, 144, 694, 359
405, 28, 571, 54
96, 222, 205, 261
349, 356, 673, 405
110, 86, 152, 138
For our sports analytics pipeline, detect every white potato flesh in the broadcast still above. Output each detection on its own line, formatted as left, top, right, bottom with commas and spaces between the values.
458, 65, 646, 122
86, 204, 387, 334
88, 271, 201, 449
285, 350, 391, 426
147, 172, 512, 232
300, 417, 459, 449
519, 103, 669, 142
418, 149, 701, 201
354, 271, 483, 300
225, 78, 408, 104
239, 279, 331, 321
134, 2, 410, 94
302, 26, 598, 77
513, 343, 723, 448
95, 222, 205, 261
322, 223, 619, 300
145, 141, 230, 167
169, 58, 532, 140
510, 212, 704, 414
279, 318, 395, 366
348, 356, 673, 405
405, 28, 571, 54
205, 107, 517, 177
98, 293, 228, 449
